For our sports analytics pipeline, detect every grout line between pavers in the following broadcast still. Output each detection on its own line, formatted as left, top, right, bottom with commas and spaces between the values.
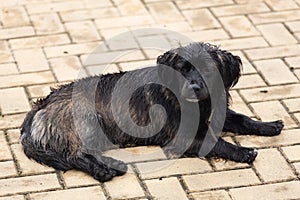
277, 146, 300, 180
177, 176, 194, 200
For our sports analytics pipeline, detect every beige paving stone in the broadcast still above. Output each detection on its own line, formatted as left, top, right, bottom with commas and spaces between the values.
183, 29, 230, 42
283, 98, 300, 112
147, 2, 183, 23
11, 144, 55, 175
104, 146, 166, 163
136, 158, 212, 179
95, 15, 154, 29
30, 13, 64, 35
285, 21, 300, 33
86, 64, 120, 75
100, 27, 131, 40
0, 53, 14, 64
246, 44, 300, 60
183, 168, 260, 191
230, 181, 300, 200
62, 170, 99, 187
153, 21, 193, 32
236, 129, 300, 148
211, 3, 270, 16
105, 167, 144, 199
44, 42, 99, 58
176, 0, 233, 10
83, 0, 112, 8
254, 59, 298, 85
9, 34, 71, 50
26, 1, 84, 14
240, 84, 300, 102
0, 26, 34, 40
1, 6, 30, 27
0, 87, 30, 115
212, 159, 249, 171
282, 145, 300, 162
191, 190, 231, 200
0, 174, 60, 196
49, 56, 85, 82
65, 21, 101, 43
294, 69, 300, 79
0, 195, 24, 200
138, 34, 171, 49
183, 9, 221, 30
219, 16, 259, 37
229, 91, 254, 117
253, 148, 295, 182
295, 112, 300, 122
105, 32, 139, 51
119, 60, 156, 71
265, 0, 298, 11
0, 132, 13, 161
0, 71, 55, 88
0, 63, 18, 76
145, 177, 188, 200
114, 0, 147, 15
27, 84, 52, 98
60, 7, 120, 22
0, 113, 26, 129
235, 74, 266, 89
30, 186, 106, 200
14, 48, 49, 72
285, 56, 300, 68
250, 100, 297, 128
7, 129, 20, 144
250, 10, 300, 24
0, 161, 18, 178
257, 23, 297, 46
293, 162, 300, 173
215, 37, 268, 51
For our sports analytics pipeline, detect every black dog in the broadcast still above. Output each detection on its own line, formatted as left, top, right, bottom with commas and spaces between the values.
21, 43, 284, 182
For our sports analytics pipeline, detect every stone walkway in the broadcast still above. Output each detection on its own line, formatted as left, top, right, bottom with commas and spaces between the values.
0, 0, 300, 199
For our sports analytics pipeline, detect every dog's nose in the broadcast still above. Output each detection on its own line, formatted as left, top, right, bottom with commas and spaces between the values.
189, 83, 201, 92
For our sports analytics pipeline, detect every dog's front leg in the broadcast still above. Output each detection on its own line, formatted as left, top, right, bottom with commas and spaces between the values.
223, 109, 284, 136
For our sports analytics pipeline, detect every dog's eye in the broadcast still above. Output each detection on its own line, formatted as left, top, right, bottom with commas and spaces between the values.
182, 64, 192, 73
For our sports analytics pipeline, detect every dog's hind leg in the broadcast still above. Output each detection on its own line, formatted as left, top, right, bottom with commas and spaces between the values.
223, 109, 284, 136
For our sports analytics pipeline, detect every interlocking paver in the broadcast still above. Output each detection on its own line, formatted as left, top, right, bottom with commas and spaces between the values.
183, 29, 229, 41
235, 74, 266, 89
211, 3, 270, 17
26, 1, 84, 14
264, 0, 299, 11
30, 13, 64, 35
0, 63, 18, 76
0, 113, 27, 130
0, 131, 13, 161
176, 0, 233, 10
65, 21, 101, 43
283, 98, 300, 112
191, 190, 231, 200
62, 170, 99, 188
27, 84, 52, 98
0, 6, 30, 28
0, 160, 17, 178
282, 145, 300, 162
147, 2, 183, 23
0, 195, 24, 200
285, 21, 300, 33
6, 129, 20, 144
0, 26, 35, 40
215, 37, 268, 50
115, 0, 147, 15
285, 56, 300, 68
293, 162, 300, 174
249, 10, 300, 24
182, 9, 221, 30
229, 91, 254, 117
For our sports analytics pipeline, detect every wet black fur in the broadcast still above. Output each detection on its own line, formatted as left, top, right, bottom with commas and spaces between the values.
20, 42, 284, 182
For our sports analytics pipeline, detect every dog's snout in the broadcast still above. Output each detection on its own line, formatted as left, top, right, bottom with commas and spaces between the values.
189, 83, 201, 91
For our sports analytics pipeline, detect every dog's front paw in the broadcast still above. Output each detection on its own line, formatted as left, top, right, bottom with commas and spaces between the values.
258, 120, 284, 136
233, 148, 258, 163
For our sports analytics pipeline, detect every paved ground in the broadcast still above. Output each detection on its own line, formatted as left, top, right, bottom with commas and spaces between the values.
0, 0, 300, 199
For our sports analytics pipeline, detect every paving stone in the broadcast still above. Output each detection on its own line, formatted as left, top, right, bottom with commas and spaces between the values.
0, 26, 35, 40
191, 190, 232, 200
30, 186, 106, 200
0, 63, 18, 76
183, 169, 260, 191
86, 64, 120, 75
83, 0, 112, 8
65, 21, 101, 43
147, 2, 183, 23
0, 195, 24, 200
240, 84, 300, 102
0, 87, 30, 115
27, 84, 52, 98
95, 15, 154, 29
0, 131, 13, 161
235, 74, 266, 89
6, 129, 20, 144
229, 91, 254, 118
62, 170, 99, 187
211, 3, 270, 16
153, 21, 193, 32
0, 174, 60, 196
257, 23, 297, 46
264, 0, 299, 11
136, 158, 212, 179
0, 71, 55, 88
215, 37, 268, 50
49, 56, 85, 82
104, 146, 166, 163
254, 59, 298, 85
145, 177, 188, 200
0, 114, 26, 130
105, 167, 145, 199
9, 34, 71, 50
14, 48, 49, 72
250, 100, 297, 128
26, 1, 84, 14
282, 145, 300, 162
0, 53, 14, 64
183, 29, 230, 42
283, 98, 300, 112
212, 159, 249, 171
105, 32, 139, 50
1, 6, 30, 27
60, 7, 120, 22
137, 35, 171, 50
294, 112, 300, 122
182, 9, 221, 30
285, 56, 300, 69
236, 129, 300, 148
285, 21, 300, 33
119, 60, 156, 71
44, 42, 99, 58
230, 181, 300, 200
293, 162, 300, 174
0, 161, 18, 178
30, 13, 64, 35
295, 69, 300, 79
219, 16, 259, 37
232, 51, 257, 74
114, 0, 147, 15
11, 144, 55, 175
253, 148, 295, 182
176, 0, 233, 10
250, 10, 300, 24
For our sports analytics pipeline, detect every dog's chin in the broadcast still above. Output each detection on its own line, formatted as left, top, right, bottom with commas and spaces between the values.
185, 98, 200, 103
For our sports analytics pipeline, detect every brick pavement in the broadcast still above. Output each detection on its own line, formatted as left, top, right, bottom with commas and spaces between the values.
0, 0, 300, 199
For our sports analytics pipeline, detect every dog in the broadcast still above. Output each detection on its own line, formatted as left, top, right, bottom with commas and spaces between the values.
20, 42, 284, 182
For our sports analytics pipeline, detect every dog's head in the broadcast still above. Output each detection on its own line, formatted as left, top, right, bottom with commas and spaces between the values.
157, 42, 242, 103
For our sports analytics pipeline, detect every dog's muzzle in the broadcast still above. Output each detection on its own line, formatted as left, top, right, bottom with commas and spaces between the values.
182, 82, 209, 102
